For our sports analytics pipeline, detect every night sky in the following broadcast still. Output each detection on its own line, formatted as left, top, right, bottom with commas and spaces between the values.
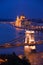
0, 0, 43, 19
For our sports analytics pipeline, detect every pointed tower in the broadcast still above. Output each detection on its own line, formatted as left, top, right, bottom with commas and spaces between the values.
15, 16, 22, 27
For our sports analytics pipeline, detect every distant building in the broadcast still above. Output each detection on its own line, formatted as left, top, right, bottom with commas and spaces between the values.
15, 15, 32, 27
15, 15, 26, 27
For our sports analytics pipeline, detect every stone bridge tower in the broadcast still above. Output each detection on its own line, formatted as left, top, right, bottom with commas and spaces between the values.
24, 30, 36, 58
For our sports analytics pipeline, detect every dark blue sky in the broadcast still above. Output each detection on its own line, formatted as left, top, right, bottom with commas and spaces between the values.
0, 0, 43, 19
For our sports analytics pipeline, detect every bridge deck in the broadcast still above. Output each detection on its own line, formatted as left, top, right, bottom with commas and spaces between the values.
27, 52, 43, 65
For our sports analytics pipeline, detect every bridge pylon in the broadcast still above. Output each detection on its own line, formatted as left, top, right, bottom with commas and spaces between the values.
24, 30, 36, 58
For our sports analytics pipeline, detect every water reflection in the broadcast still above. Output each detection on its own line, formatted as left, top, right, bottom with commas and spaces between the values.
0, 24, 24, 55
0, 23, 43, 55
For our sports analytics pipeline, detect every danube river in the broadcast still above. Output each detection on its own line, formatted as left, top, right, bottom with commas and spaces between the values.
0, 23, 43, 55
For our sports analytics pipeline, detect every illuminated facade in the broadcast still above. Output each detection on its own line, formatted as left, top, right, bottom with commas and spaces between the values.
15, 16, 25, 27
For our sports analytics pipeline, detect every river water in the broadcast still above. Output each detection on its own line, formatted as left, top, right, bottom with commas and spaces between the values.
0, 23, 43, 55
